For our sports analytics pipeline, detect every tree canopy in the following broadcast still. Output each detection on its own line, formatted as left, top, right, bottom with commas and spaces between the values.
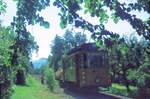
54, 0, 150, 41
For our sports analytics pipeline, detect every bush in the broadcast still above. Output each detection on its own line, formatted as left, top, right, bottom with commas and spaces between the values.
99, 83, 138, 97
0, 79, 13, 99
43, 66, 59, 92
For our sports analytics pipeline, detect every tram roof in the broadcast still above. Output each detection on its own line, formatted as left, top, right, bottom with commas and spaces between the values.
67, 43, 102, 55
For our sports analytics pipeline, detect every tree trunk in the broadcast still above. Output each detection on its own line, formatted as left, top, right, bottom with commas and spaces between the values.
15, 70, 26, 85
111, 64, 116, 82
122, 63, 130, 93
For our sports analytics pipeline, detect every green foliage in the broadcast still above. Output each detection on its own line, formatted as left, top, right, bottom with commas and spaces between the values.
12, 0, 50, 26
128, 53, 150, 87
54, 0, 150, 41
10, 0, 50, 68
111, 13, 120, 24
125, 36, 150, 87
119, 43, 128, 56
60, 19, 67, 29
96, 39, 103, 47
84, 0, 110, 23
0, 26, 15, 83
74, 32, 87, 46
107, 33, 150, 96
63, 30, 87, 51
43, 66, 59, 92
51, 35, 65, 70
0, 0, 7, 14
40, 21, 50, 28
63, 30, 75, 51
0, 26, 15, 66
0, 26, 15, 99
107, 35, 138, 92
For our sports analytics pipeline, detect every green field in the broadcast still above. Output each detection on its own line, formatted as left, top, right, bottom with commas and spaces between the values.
12, 75, 64, 99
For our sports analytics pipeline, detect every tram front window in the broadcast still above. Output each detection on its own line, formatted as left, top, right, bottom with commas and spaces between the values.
88, 54, 103, 68
80, 54, 88, 68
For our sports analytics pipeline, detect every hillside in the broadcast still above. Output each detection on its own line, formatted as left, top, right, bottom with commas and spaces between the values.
32, 58, 48, 69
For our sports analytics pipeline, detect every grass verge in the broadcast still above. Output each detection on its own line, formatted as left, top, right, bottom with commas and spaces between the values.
99, 83, 138, 97
11, 75, 65, 99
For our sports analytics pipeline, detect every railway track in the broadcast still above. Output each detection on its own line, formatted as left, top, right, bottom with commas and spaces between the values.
60, 86, 131, 99
61, 84, 131, 99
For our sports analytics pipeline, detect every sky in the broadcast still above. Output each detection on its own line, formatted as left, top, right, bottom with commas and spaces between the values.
1, 0, 149, 60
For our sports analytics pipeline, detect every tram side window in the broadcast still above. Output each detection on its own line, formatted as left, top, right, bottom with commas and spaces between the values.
63, 57, 71, 69
68, 57, 76, 67
80, 54, 87, 68
83, 54, 88, 68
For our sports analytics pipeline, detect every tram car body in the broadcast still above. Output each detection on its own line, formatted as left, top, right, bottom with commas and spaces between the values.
61, 43, 111, 88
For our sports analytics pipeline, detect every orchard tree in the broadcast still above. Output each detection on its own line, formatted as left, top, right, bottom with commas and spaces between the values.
127, 36, 150, 87
51, 35, 65, 71
74, 32, 87, 47
63, 30, 87, 52
0, 26, 15, 99
11, 0, 50, 85
63, 30, 75, 52
0, 0, 50, 98
106, 35, 132, 92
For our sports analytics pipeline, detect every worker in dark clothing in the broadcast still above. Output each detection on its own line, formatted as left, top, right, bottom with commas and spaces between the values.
41, 74, 44, 84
